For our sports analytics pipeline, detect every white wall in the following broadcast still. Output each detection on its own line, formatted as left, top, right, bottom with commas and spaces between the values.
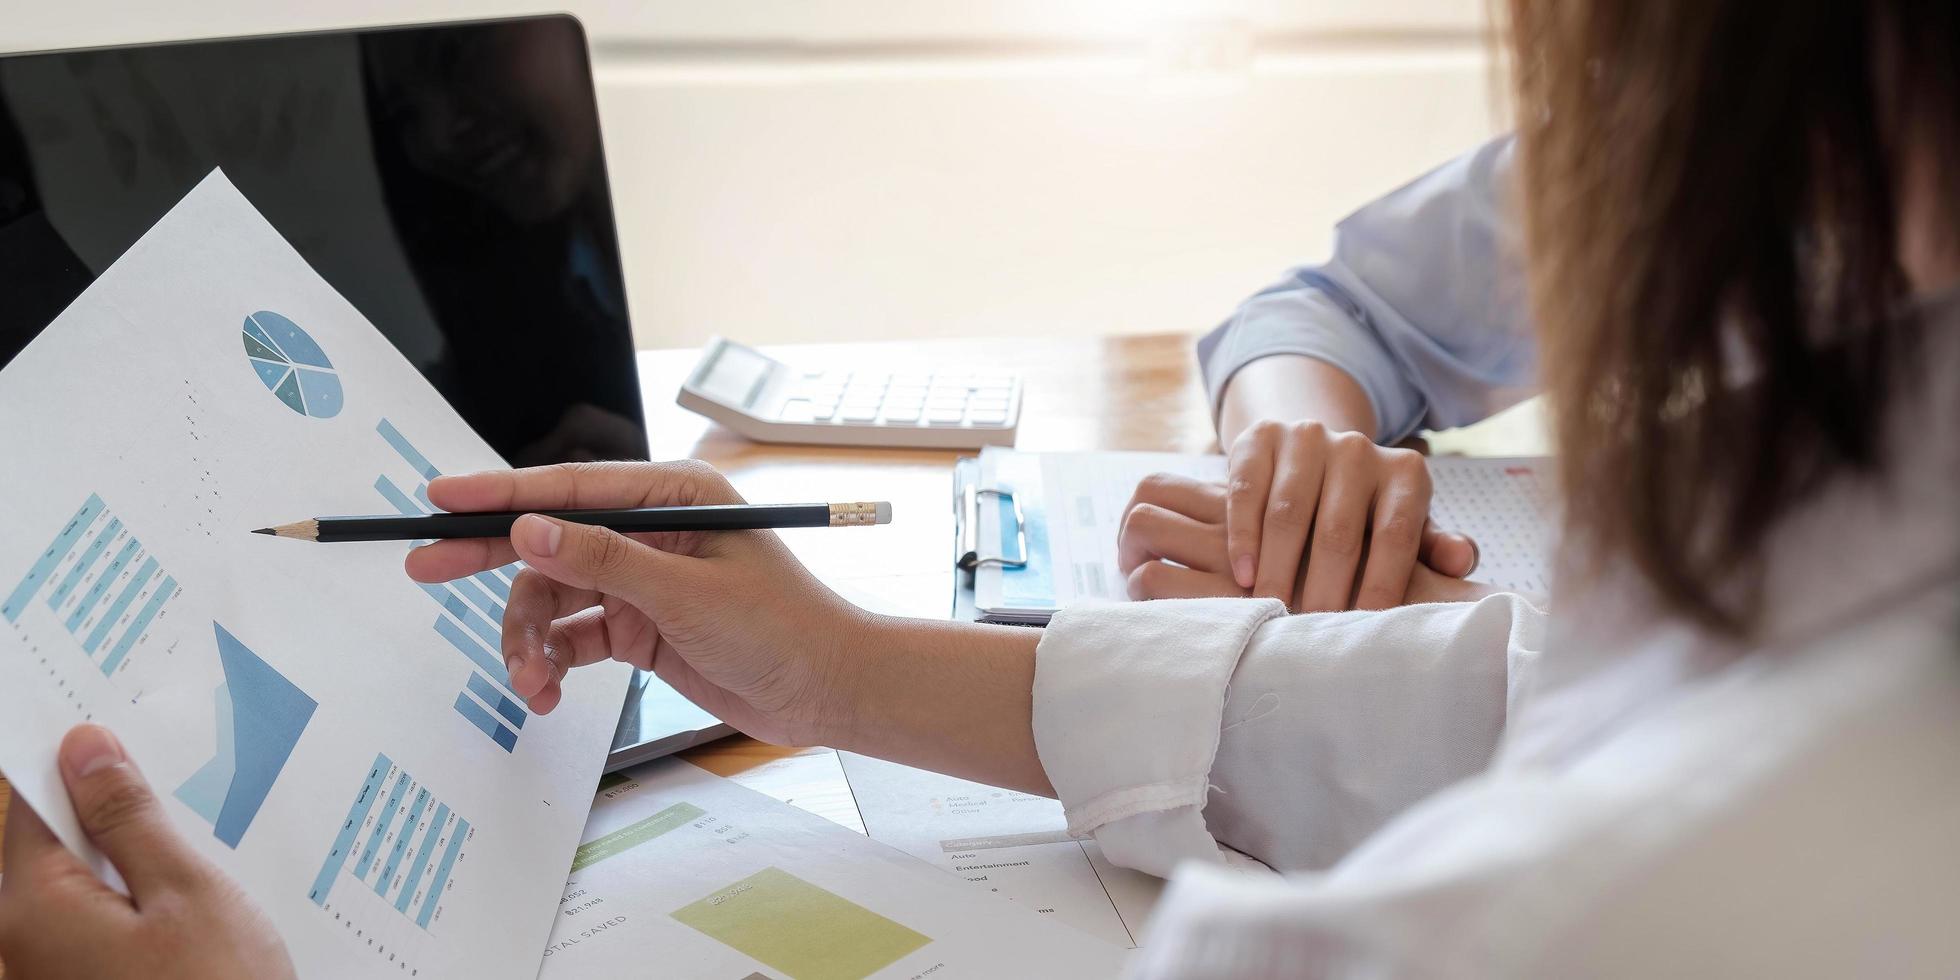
5, 1, 1505, 348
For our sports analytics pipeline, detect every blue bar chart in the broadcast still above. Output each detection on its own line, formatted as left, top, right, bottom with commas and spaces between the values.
376, 419, 528, 753
3, 494, 180, 678
310, 753, 472, 931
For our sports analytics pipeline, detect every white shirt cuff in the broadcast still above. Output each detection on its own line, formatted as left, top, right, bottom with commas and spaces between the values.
1032, 597, 1287, 877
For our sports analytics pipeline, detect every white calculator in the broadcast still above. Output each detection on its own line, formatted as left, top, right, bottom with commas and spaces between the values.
675, 337, 1021, 449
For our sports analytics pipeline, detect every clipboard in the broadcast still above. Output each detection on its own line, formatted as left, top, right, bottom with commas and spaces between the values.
950, 456, 1046, 624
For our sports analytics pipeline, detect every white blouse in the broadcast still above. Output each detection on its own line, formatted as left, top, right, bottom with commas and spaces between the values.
1032, 316, 1960, 977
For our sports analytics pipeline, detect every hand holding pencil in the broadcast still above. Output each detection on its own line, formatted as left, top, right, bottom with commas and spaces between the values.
390, 461, 871, 738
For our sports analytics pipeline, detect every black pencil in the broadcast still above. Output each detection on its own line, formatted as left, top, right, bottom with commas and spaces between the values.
252, 502, 893, 543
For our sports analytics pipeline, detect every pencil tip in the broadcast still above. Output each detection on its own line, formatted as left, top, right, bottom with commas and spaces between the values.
251, 527, 275, 536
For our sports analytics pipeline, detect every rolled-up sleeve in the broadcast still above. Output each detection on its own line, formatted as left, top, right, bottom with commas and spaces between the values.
1196, 136, 1537, 443
1032, 593, 1545, 879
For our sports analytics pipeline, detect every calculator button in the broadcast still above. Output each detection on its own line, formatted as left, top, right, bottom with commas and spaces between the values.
976, 372, 1014, 386
841, 405, 882, 422
969, 411, 1010, 426
974, 385, 1014, 400
881, 405, 922, 423
812, 403, 837, 421
886, 384, 928, 400
969, 396, 1010, 412
820, 370, 852, 386
775, 400, 816, 422
892, 371, 933, 387
927, 408, 967, 424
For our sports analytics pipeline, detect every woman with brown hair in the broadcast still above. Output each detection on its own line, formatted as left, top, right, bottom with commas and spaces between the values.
3, 1, 1954, 975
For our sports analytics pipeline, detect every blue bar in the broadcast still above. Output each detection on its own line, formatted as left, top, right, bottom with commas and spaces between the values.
414, 483, 435, 511
355, 772, 412, 879
83, 557, 157, 655
377, 788, 430, 897
375, 475, 423, 516
450, 575, 504, 621
432, 615, 512, 692
49, 517, 121, 610
474, 571, 511, 601
421, 584, 500, 648
310, 754, 392, 906
67, 538, 139, 633
395, 803, 451, 913
4, 495, 104, 622
416, 818, 469, 929
467, 673, 526, 729
452, 693, 517, 752
100, 576, 174, 677
378, 419, 441, 481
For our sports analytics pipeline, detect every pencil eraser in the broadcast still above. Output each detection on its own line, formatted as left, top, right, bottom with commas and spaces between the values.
875, 501, 893, 524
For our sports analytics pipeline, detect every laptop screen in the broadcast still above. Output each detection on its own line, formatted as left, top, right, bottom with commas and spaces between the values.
0, 15, 648, 465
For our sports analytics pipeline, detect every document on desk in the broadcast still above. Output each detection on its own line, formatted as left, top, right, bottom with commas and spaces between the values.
839, 752, 1163, 951
975, 448, 1554, 622
0, 172, 631, 978
538, 758, 1126, 979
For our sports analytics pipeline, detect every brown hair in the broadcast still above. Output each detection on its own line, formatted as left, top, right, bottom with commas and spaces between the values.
1507, 1, 1958, 632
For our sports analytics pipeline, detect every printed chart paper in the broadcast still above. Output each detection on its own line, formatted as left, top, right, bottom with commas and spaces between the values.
0, 172, 630, 978
839, 752, 1163, 950
540, 759, 1126, 979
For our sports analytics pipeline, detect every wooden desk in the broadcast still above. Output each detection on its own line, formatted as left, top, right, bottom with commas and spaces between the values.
664, 332, 1215, 827
0, 331, 1213, 873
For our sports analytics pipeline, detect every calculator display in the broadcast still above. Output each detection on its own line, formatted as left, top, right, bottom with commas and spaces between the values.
696, 344, 773, 407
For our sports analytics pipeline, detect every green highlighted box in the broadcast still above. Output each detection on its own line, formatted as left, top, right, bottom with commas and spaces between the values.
672, 867, 931, 980
570, 801, 704, 872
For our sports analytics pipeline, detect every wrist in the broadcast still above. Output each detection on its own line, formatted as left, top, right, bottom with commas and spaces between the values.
798, 605, 904, 748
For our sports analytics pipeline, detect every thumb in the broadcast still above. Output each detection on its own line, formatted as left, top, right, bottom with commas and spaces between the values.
509, 514, 677, 601
58, 724, 203, 895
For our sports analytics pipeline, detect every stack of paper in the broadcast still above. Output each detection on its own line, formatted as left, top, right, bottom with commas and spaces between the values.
540, 758, 1126, 978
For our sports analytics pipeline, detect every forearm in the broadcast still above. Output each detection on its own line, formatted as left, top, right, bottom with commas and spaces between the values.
827, 614, 1054, 796
1217, 354, 1379, 446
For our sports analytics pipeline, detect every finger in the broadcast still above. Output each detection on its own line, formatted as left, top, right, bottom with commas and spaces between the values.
1352, 459, 1430, 610
1224, 423, 1283, 588
509, 515, 688, 607
1126, 472, 1227, 524
502, 568, 603, 700
405, 538, 519, 584
1117, 503, 1228, 575
1418, 524, 1480, 578
1251, 428, 1325, 604
1298, 448, 1373, 612
528, 605, 661, 715
427, 460, 735, 514
1126, 560, 1248, 601
57, 725, 203, 896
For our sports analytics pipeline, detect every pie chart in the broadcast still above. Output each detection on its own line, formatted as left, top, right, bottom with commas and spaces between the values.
243, 311, 342, 419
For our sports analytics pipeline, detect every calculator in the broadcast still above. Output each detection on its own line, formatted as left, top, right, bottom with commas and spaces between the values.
675, 337, 1021, 449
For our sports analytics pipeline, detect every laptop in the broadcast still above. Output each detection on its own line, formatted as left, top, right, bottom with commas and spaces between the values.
0, 15, 732, 770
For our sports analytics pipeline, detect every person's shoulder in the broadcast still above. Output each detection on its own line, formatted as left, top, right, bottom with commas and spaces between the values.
1511, 607, 1960, 976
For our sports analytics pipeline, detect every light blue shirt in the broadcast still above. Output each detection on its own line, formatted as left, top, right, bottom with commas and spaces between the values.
1197, 136, 1538, 444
